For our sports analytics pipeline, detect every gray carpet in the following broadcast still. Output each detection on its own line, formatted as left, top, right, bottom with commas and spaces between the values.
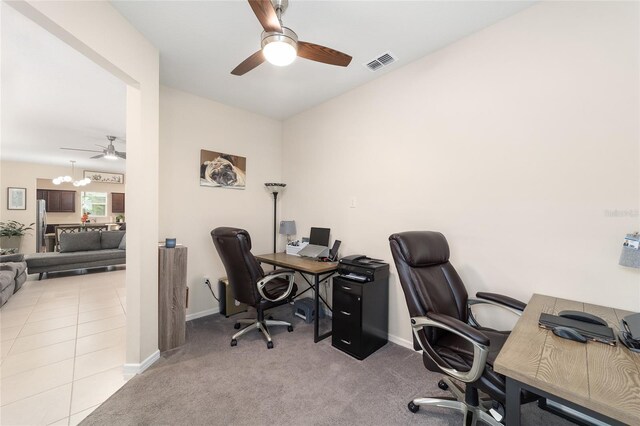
83, 306, 570, 425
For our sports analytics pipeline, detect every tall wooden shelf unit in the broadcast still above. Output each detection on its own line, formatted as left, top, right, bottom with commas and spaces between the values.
158, 246, 188, 352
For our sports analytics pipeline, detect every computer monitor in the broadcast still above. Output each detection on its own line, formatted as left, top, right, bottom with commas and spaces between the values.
309, 227, 330, 247
329, 240, 341, 261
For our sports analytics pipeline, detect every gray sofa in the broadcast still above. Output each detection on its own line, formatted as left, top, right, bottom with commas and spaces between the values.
26, 230, 126, 279
0, 253, 27, 306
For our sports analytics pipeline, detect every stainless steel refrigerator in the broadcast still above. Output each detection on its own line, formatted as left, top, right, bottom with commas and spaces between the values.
36, 199, 47, 253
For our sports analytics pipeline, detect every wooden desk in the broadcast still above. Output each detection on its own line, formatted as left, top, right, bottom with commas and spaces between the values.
494, 294, 640, 425
255, 253, 338, 342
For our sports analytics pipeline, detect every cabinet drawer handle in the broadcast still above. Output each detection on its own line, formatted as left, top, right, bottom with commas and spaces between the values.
340, 310, 351, 316
340, 339, 351, 345
341, 285, 351, 290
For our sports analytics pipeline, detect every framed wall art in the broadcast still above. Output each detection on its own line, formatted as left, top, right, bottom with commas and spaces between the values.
83, 171, 125, 184
7, 187, 26, 210
200, 150, 246, 190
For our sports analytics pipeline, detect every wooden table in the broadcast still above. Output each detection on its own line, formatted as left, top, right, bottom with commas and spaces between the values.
494, 294, 640, 425
255, 253, 338, 342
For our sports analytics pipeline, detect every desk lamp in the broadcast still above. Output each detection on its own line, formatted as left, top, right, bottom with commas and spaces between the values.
279, 220, 296, 248
265, 183, 286, 253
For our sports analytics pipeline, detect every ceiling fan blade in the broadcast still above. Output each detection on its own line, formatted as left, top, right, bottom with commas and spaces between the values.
248, 0, 282, 33
297, 41, 352, 67
231, 50, 266, 76
60, 147, 103, 153
96, 144, 107, 149
90, 154, 105, 159
116, 151, 126, 159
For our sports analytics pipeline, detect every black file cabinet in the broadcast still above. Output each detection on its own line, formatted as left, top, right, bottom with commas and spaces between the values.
332, 275, 389, 360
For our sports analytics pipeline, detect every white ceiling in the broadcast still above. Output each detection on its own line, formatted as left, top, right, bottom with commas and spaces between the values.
1, 1, 534, 169
112, 0, 534, 119
1, 3, 126, 173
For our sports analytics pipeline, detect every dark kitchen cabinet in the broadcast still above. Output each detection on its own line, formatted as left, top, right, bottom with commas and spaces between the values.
37, 189, 76, 213
112, 192, 125, 213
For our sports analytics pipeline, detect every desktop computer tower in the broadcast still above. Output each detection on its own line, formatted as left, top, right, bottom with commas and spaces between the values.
218, 278, 247, 317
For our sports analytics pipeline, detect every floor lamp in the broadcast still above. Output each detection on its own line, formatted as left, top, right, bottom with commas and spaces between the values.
265, 183, 286, 253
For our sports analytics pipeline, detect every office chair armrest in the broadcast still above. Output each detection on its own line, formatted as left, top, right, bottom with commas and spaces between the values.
256, 269, 295, 303
426, 312, 490, 346
411, 313, 490, 383
475, 292, 526, 311
263, 268, 295, 277
467, 293, 524, 329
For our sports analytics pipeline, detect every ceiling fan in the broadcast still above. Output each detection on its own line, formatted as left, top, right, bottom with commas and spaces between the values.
60, 135, 126, 160
231, 0, 352, 76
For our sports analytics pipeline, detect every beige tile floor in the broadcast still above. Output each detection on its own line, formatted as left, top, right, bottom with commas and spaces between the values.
0, 269, 128, 425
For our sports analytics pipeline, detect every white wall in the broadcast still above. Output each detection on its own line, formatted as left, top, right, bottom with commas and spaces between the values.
159, 86, 282, 318
0, 160, 41, 253
9, 0, 160, 369
282, 1, 640, 346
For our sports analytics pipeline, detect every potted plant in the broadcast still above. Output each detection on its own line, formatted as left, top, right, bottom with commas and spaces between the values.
0, 220, 34, 252
81, 212, 90, 228
115, 214, 125, 223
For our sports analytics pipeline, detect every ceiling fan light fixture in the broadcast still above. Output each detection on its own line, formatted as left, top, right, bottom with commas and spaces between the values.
104, 153, 117, 160
261, 28, 298, 67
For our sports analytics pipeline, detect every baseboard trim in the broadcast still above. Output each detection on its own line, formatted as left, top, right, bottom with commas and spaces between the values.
186, 307, 220, 321
388, 333, 414, 351
185, 307, 415, 352
123, 349, 160, 378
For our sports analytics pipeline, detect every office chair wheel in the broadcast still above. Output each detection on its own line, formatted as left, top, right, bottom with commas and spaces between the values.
267, 341, 274, 349
287, 325, 294, 332
233, 323, 241, 330
407, 401, 419, 413
230, 339, 237, 347
438, 379, 449, 391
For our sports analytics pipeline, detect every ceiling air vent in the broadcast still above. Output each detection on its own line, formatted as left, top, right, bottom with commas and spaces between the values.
364, 51, 398, 72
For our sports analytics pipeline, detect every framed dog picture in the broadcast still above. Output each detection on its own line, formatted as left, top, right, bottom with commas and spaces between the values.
200, 149, 246, 189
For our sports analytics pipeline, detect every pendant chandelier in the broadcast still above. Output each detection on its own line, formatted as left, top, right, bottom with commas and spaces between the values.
52, 160, 91, 187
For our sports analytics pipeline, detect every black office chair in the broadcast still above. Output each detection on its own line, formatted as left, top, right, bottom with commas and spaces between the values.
211, 227, 298, 349
389, 231, 537, 425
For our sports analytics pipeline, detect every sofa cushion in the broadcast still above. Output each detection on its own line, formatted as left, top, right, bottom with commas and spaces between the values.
15, 271, 26, 292
1, 281, 15, 306
101, 231, 125, 250
0, 270, 15, 292
118, 233, 126, 250
59, 232, 101, 253
0, 253, 24, 263
0, 262, 27, 278
26, 249, 125, 268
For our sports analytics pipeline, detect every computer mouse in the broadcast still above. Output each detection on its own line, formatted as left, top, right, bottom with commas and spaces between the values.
552, 326, 587, 343
558, 310, 607, 326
